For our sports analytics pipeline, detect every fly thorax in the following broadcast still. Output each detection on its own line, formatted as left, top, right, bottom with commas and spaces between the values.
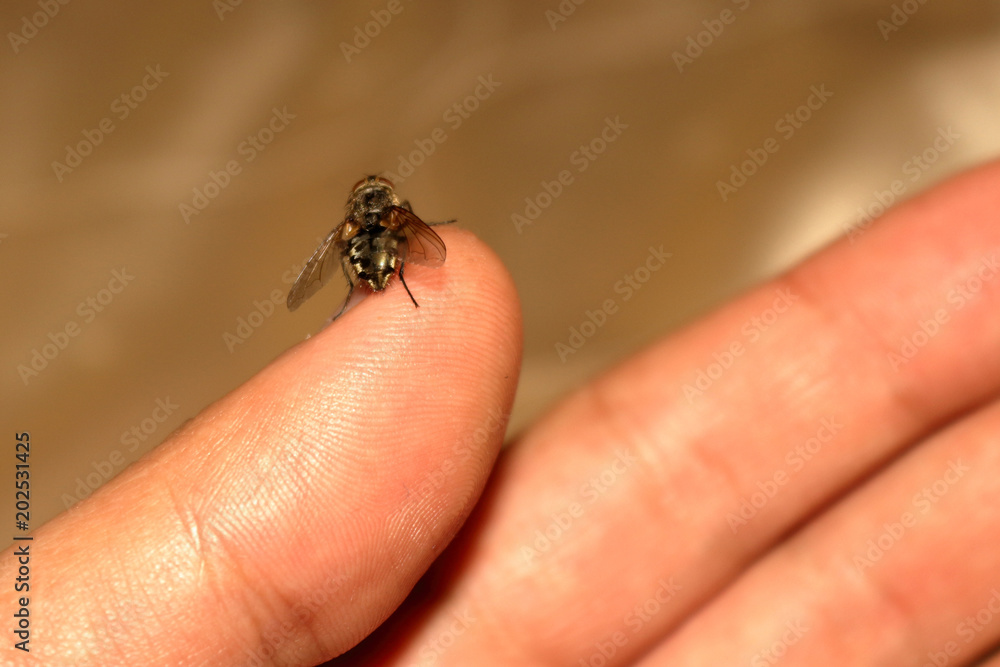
349, 186, 397, 227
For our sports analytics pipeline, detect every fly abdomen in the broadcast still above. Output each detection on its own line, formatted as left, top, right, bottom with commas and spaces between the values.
348, 228, 398, 291
286, 176, 449, 316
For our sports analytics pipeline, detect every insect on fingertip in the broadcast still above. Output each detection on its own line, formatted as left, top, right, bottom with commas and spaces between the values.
286, 176, 455, 318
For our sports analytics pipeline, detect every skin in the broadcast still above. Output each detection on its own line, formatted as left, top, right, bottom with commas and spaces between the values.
4, 161, 1000, 666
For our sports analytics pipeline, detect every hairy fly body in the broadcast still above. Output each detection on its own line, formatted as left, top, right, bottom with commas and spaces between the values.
286, 176, 453, 319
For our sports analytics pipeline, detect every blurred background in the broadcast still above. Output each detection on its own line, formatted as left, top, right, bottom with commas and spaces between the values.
2, 0, 999, 533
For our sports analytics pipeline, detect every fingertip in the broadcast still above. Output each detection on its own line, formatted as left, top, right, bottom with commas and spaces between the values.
303, 226, 523, 412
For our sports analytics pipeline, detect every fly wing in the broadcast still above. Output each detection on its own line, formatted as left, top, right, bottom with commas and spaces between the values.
286, 226, 343, 311
386, 206, 447, 267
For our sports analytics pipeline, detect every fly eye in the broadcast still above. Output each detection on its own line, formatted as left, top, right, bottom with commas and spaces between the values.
376, 176, 394, 189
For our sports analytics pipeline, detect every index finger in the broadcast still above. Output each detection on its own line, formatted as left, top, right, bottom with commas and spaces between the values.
0, 228, 522, 666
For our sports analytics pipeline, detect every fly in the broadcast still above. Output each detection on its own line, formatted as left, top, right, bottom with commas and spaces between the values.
286, 175, 453, 319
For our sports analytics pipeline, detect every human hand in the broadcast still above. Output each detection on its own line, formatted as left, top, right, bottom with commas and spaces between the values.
4, 162, 1000, 667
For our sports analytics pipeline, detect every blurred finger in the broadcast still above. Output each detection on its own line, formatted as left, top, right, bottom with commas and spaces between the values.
639, 398, 1000, 665
340, 160, 1000, 665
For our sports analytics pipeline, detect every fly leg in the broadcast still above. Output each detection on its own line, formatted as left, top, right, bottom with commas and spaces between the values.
323, 258, 363, 328
399, 200, 455, 226
329, 280, 356, 321
397, 260, 420, 308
